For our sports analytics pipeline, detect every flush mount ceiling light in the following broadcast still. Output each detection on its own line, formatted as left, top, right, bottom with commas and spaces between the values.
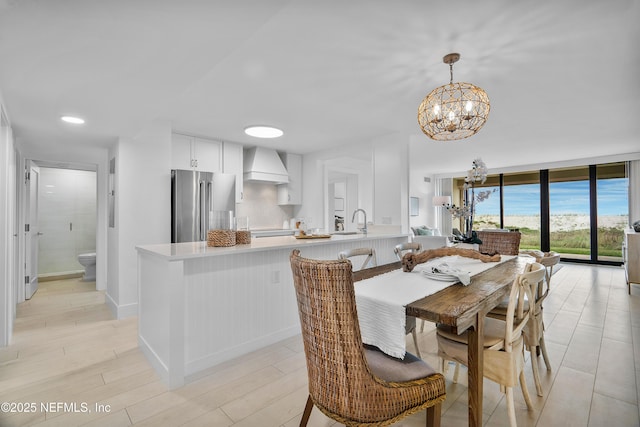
417, 53, 490, 141
244, 125, 283, 138
60, 115, 85, 124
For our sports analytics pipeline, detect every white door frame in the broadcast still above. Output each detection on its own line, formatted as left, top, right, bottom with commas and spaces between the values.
15, 153, 27, 305
24, 160, 40, 299
1, 106, 18, 346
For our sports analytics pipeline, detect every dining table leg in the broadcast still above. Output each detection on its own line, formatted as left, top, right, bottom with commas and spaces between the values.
467, 311, 484, 427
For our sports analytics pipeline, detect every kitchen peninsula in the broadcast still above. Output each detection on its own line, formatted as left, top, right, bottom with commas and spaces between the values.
136, 232, 408, 389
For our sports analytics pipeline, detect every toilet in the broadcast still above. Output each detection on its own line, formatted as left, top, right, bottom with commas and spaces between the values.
77, 252, 96, 281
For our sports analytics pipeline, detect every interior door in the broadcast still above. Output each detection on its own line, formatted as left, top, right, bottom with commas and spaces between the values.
25, 160, 40, 299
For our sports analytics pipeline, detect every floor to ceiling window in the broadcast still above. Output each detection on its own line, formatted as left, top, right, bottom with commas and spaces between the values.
596, 163, 628, 261
451, 162, 628, 264
503, 173, 541, 250
548, 166, 592, 260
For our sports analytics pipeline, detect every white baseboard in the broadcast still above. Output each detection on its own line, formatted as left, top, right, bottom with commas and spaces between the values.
184, 325, 300, 380
105, 293, 138, 319
138, 335, 170, 387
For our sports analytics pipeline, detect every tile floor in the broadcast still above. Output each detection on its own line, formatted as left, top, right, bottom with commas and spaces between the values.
0, 262, 638, 426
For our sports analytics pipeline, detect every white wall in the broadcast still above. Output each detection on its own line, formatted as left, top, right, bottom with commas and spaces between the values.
298, 141, 373, 232
372, 134, 409, 230
107, 120, 171, 318
298, 136, 411, 234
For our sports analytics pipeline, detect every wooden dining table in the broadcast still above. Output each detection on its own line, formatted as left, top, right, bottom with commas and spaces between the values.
353, 255, 530, 427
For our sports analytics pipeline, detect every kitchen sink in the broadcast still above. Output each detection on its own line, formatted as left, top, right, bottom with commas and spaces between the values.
331, 231, 359, 235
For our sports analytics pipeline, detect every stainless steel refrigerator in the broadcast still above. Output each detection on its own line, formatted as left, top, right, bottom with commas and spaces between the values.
171, 169, 236, 243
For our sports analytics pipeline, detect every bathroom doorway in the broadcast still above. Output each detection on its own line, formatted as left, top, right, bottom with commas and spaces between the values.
24, 161, 97, 298
327, 170, 359, 232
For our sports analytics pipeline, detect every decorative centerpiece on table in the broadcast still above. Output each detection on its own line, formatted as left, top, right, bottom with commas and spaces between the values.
441, 158, 495, 244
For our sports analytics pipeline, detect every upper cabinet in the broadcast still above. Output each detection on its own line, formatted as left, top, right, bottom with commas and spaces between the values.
171, 133, 222, 172
222, 141, 244, 203
277, 152, 302, 205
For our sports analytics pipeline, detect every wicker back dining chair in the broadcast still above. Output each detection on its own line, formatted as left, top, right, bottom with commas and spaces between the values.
290, 250, 446, 427
476, 230, 522, 255
437, 262, 545, 427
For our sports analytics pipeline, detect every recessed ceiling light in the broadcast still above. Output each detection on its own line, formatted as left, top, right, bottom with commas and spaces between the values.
61, 116, 85, 124
244, 125, 283, 138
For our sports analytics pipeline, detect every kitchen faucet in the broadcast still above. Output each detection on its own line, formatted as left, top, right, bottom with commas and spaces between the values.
351, 208, 368, 234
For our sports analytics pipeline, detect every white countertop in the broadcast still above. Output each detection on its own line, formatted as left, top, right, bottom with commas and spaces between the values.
136, 233, 408, 260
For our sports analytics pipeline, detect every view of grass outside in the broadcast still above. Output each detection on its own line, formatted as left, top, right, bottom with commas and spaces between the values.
597, 174, 629, 260
549, 177, 592, 258
466, 165, 628, 261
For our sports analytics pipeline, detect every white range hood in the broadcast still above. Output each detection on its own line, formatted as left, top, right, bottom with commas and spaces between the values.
243, 147, 289, 184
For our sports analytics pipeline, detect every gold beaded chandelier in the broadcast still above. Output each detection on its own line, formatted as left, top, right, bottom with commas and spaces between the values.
418, 53, 490, 141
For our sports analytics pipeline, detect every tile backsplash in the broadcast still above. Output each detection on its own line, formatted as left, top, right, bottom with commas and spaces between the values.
236, 181, 294, 229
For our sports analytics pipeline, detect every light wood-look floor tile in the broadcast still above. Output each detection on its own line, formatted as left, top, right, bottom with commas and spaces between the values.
1, 265, 638, 426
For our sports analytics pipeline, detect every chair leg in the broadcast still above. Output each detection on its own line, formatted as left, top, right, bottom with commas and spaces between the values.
506, 387, 517, 427
426, 402, 442, 427
299, 395, 313, 427
412, 329, 422, 358
452, 362, 460, 384
539, 335, 552, 371
529, 346, 543, 396
420, 319, 426, 333
519, 370, 534, 410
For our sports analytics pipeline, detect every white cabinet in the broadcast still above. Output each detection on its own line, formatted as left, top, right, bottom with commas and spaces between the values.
222, 141, 244, 203
277, 152, 302, 205
171, 133, 222, 172
624, 229, 640, 293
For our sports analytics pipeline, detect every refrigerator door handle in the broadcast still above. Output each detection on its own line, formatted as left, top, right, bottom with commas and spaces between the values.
199, 180, 206, 240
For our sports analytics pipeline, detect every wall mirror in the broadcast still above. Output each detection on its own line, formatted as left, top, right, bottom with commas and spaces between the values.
410, 197, 419, 216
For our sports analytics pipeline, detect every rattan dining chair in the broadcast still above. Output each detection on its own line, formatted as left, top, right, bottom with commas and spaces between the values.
437, 262, 545, 427
290, 250, 446, 427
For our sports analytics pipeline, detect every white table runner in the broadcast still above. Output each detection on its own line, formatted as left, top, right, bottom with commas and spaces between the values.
354, 255, 514, 359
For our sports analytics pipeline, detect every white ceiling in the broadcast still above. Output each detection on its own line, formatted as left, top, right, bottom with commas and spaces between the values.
1, 0, 639, 175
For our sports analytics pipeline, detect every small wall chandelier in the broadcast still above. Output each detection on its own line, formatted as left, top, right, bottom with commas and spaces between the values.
417, 53, 490, 141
